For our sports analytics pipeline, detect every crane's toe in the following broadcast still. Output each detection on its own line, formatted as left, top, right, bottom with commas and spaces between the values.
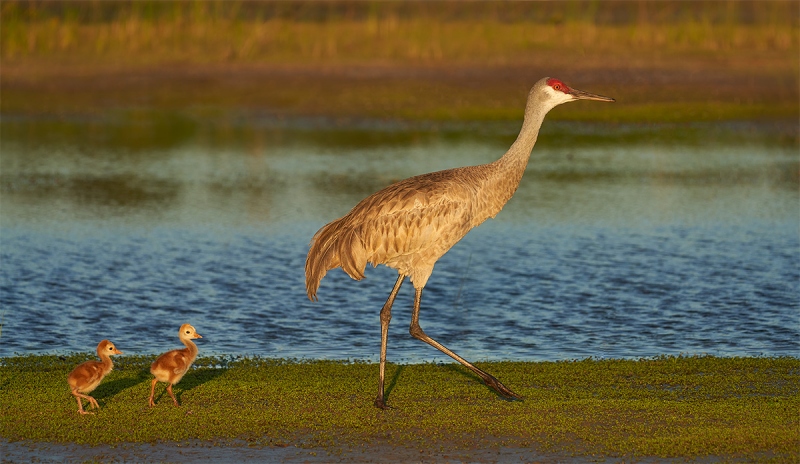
374, 397, 391, 410
483, 375, 523, 401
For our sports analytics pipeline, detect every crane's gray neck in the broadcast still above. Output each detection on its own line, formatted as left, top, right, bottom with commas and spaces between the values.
483, 97, 551, 210
499, 96, 550, 169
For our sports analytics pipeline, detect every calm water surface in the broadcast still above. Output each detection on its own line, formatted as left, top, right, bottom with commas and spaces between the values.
1, 117, 798, 361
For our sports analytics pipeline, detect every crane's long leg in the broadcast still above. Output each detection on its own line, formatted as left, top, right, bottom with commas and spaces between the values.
149, 378, 159, 407
166, 384, 180, 406
71, 390, 97, 415
375, 274, 405, 409
409, 287, 522, 401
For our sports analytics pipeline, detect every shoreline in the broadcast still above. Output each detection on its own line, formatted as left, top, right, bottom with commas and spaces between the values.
1, 439, 582, 463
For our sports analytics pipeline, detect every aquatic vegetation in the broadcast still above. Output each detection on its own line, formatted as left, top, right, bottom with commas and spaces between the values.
1, 355, 797, 460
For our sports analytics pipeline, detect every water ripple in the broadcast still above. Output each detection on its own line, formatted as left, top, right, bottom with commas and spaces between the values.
1, 220, 797, 362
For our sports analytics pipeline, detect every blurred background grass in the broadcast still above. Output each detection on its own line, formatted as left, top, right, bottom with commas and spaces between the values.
2, 0, 796, 65
1, 0, 798, 121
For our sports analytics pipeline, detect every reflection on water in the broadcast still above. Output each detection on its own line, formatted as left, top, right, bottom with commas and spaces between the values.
1, 116, 798, 361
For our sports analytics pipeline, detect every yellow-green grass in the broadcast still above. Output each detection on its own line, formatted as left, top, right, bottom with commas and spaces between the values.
1, 355, 798, 460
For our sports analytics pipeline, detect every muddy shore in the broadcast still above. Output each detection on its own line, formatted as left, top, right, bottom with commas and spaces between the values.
3, 439, 588, 463
2, 59, 797, 122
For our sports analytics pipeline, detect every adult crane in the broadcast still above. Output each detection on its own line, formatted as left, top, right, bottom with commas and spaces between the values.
306, 77, 614, 409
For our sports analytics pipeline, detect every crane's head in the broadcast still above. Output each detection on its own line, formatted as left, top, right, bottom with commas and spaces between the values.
534, 77, 615, 110
97, 339, 123, 356
179, 323, 203, 340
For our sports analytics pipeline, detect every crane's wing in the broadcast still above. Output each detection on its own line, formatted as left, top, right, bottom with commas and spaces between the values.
305, 168, 478, 299
151, 349, 191, 377
68, 361, 105, 392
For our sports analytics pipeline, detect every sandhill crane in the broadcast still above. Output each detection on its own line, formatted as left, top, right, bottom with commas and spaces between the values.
67, 339, 123, 415
306, 77, 614, 409
149, 323, 202, 407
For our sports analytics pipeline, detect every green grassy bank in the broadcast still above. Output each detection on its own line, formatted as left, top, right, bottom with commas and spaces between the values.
1, 355, 798, 460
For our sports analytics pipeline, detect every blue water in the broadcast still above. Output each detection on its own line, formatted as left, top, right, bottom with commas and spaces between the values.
1, 120, 798, 361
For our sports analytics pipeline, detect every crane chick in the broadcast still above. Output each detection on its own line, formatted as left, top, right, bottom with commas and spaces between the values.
149, 323, 202, 407
67, 339, 123, 415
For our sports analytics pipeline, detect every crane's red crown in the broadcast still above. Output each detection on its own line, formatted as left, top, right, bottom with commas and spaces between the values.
546, 78, 570, 94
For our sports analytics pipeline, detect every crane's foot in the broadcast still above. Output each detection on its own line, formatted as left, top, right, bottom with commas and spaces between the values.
374, 397, 390, 410
483, 374, 523, 401
167, 385, 181, 406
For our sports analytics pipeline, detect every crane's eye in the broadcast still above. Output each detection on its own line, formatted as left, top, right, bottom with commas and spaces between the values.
109, 346, 114, 350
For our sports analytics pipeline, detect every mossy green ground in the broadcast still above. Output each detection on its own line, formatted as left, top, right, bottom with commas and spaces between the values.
1, 355, 797, 460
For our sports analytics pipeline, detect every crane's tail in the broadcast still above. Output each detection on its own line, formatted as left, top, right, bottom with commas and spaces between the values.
305, 218, 368, 301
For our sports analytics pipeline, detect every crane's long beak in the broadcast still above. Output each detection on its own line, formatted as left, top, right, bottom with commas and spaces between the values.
571, 88, 615, 102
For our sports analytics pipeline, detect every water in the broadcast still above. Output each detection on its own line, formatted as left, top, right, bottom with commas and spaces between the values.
1, 116, 798, 362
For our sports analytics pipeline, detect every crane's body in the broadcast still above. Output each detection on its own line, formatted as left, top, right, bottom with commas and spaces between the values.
306, 77, 614, 408
306, 163, 516, 291
149, 323, 202, 407
67, 340, 123, 415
